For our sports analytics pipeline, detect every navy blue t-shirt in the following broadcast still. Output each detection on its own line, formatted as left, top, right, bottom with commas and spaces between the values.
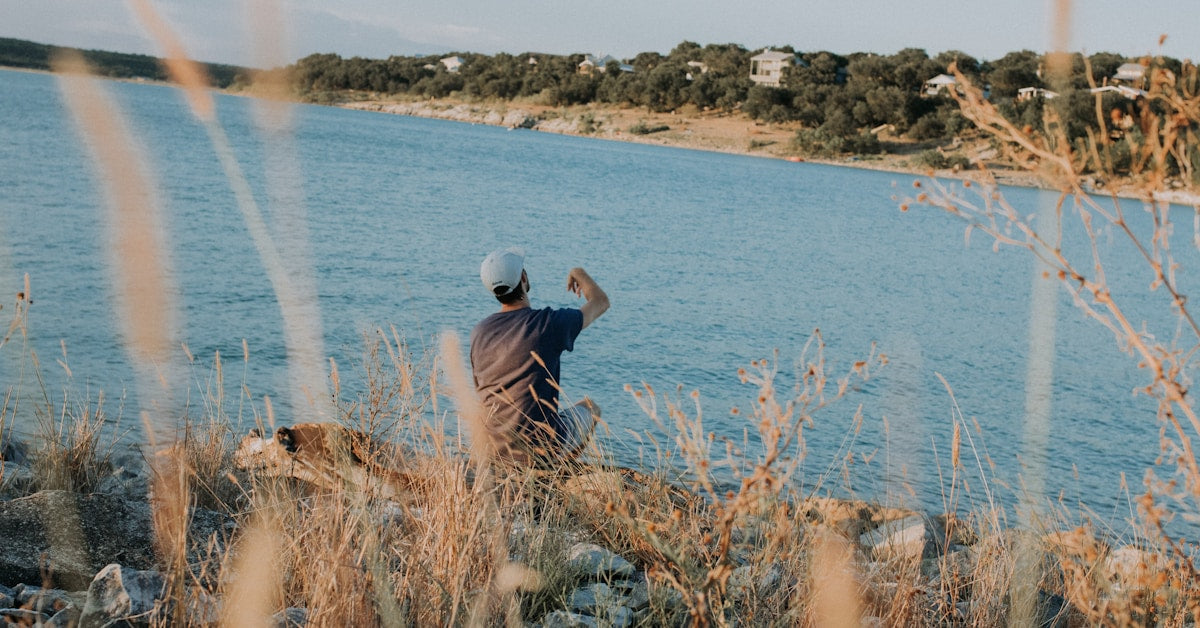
470, 307, 584, 452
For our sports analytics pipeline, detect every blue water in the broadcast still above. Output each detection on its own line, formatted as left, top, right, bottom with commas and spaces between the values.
2, 68, 1196, 534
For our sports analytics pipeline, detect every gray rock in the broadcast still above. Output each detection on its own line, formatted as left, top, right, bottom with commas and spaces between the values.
79, 563, 165, 628
858, 515, 933, 560
272, 606, 308, 627
95, 449, 150, 497
0, 490, 233, 590
922, 545, 975, 584
0, 608, 46, 624
599, 606, 634, 628
1036, 590, 1070, 628
566, 543, 636, 579
566, 583, 635, 627
1, 438, 28, 466
609, 579, 649, 611
14, 584, 78, 615
728, 562, 784, 600
0, 461, 34, 494
46, 603, 84, 627
540, 610, 598, 627
568, 582, 616, 614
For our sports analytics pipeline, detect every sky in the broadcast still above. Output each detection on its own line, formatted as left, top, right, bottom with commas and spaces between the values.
1, 0, 1197, 69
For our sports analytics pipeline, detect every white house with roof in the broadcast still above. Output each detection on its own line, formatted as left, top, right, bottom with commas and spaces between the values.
749, 49, 794, 87
923, 73, 958, 96
1017, 86, 1058, 101
1112, 63, 1147, 86
578, 54, 633, 76
439, 56, 464, 73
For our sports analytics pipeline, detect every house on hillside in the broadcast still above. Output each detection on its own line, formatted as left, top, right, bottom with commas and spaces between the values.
686, 60, 708, 81
749, 49, 793, 87
440, 56, 464, 72
923, 73, 957, 96
1090, 85, 1148, 100
578, 54, 634, 76
1112, 62, 1147, 87
1017, 86, 1058, 101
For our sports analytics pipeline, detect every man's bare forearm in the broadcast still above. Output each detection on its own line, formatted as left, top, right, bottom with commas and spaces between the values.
567, 267, 609, 328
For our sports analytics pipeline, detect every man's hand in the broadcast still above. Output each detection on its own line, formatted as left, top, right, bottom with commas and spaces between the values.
566, 267, 610, 329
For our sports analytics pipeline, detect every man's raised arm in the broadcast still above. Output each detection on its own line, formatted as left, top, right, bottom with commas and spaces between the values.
566, 267, 610, 329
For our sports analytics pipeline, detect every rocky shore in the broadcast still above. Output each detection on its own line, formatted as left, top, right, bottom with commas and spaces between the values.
0, 428, 1174, 627
338, 98, 1200, 207
339, 99, 1035, 186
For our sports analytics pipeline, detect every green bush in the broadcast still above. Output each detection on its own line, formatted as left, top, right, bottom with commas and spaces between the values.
909, 115, 947, 140
915, 149, 949, 169
945, 152, 972, 170
843, 131, 883, 155
793, 128, 845, 157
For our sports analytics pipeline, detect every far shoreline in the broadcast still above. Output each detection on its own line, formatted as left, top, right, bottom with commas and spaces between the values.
4, 64, 1194, 206
328, 95, 1198, 206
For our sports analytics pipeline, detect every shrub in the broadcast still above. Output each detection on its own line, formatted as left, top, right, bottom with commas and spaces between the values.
793, 128, 845, 157
629, 121, 670, 135
909, 115, 947, 140
914, 149, 948, 169
843, 131, 883, 155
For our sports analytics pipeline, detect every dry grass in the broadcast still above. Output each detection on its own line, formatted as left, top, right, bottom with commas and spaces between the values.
30, 393, 116, 494
6, 4, 1200, 625
898, 33, 1200, 627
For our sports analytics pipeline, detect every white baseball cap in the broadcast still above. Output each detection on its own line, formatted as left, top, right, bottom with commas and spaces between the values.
480, 246, 526, 296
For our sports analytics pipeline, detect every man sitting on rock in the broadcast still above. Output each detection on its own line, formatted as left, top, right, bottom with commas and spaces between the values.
470, 247, 609, 467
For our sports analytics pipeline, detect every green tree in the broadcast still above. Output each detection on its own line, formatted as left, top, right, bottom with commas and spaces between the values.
988, 50, 1042, 100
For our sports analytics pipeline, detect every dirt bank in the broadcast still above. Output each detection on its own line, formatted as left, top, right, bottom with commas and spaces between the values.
337, 96, 1199, 205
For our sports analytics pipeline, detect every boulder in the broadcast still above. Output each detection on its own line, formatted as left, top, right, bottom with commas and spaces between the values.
608, 578, 649, 611
567, 582, 618, 614
1, 608, 46, 624
728, 562, 784, 601
46, 605, 84, 627
566, 543, 636, 580
0, 490, 233, 590
859, 515, 933, 561
79, 563, 165, 628
0, 437, 29, 466
0, 461, 35, 495
14, 583, 80, 615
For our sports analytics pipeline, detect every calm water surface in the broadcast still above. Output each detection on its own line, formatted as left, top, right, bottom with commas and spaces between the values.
2, 69, 1195, 533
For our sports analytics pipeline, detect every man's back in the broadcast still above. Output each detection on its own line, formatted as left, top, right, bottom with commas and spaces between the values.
470, 307, 583, 453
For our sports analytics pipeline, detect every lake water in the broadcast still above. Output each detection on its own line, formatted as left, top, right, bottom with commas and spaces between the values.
2, 68, 1196, 534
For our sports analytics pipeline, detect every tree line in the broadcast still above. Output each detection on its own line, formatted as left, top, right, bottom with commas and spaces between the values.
2, 35, 1195, 180
284, 41, 1196, 174
0, 37, 246, 88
